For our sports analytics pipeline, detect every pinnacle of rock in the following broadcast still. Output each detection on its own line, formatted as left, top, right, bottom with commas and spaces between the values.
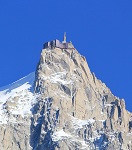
0, 38, 131, 150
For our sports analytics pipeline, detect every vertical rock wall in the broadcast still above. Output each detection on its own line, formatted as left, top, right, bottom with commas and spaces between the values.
33, 47, 132, 150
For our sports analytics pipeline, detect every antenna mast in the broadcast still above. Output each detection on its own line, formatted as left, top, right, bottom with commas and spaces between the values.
63, 32, 66, 43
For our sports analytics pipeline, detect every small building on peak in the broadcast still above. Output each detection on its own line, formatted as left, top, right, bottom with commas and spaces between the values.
43, 33, 74, 49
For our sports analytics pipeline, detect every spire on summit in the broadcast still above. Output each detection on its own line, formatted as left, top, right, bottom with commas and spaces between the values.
63, 32, 66, 43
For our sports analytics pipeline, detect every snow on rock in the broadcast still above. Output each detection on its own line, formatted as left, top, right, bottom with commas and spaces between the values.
41, 72, 73, 85
69, 115, 95, 129
0, 72, 37, 124
52, 129, 72, 141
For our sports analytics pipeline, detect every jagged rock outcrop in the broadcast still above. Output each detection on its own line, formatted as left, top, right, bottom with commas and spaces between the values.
0, 41, 131, 150
33, 46, 132, 150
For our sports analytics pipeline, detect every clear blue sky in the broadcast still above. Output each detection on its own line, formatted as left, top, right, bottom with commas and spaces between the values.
0, 0, 132, 112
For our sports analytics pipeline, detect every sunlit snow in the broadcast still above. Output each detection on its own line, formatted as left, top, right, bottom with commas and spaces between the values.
52, 129, 72, 141
41, 72, 73, 85
69, 115, 95, 129
0, 72, 37, 124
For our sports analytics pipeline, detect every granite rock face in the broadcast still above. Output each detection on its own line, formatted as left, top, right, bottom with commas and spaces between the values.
33, 47, 132, 150
0, 45, 132, 150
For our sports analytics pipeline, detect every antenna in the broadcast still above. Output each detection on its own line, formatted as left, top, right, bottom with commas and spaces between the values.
63, 32, 66, 43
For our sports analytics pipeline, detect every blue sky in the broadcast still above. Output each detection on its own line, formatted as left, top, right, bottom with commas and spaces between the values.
0, 0, 132, 111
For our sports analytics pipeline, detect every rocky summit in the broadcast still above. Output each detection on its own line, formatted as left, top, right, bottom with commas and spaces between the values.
0, 37, 132, 150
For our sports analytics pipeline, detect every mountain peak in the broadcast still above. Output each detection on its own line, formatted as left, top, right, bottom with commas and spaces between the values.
0, 40, 132, 150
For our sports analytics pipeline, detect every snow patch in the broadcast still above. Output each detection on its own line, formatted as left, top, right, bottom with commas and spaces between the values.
69, 115, 95, 129
0, 72, 37, 124
52, 129, 72, 141
41, 72, 72, 85
104, 104, 113, 107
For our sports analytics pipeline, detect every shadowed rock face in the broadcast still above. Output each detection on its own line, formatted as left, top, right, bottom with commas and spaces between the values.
0, 46, 132, 150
